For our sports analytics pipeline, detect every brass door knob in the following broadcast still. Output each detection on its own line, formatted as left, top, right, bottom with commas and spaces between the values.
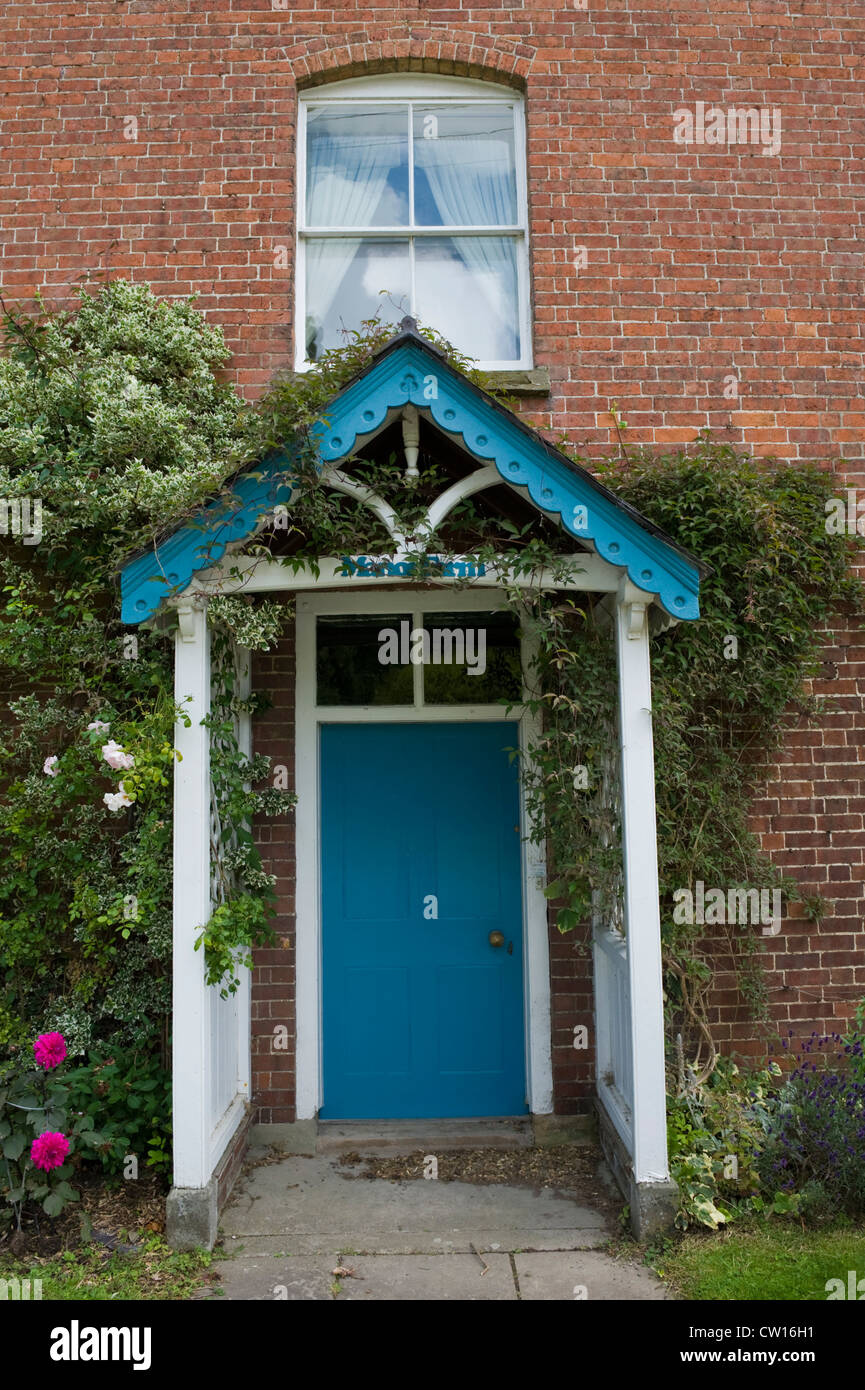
488, 931, 505, 948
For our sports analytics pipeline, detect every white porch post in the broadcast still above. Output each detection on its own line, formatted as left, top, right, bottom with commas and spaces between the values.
614, 581, 671, 1194
170, 598, 212, 1196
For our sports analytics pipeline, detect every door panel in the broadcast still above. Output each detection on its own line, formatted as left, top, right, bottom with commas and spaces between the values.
320, 722, 526, 1118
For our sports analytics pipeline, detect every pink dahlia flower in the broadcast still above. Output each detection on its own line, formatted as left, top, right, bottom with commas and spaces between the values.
30, 1131, 70, 1172
33, 1031, 67, 1069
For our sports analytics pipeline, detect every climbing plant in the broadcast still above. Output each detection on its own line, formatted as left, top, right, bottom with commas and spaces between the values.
0, 282, 858, 1099
196, 598, 296, 998
0, 279, 250, 1062
510, 445, 860, 1082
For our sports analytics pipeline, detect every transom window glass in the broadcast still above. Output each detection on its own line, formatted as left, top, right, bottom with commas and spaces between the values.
298, 76, 530, 370
315, 610, 522, 707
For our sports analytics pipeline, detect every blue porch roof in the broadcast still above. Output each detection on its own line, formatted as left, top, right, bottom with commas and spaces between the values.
120, 322, 703, 625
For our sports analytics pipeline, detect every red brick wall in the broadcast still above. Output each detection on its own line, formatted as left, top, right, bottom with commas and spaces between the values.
251, 620, 296, 1123
2, 3, 861, 457
549, 923, 595, 1115
709, 628, 865, 1059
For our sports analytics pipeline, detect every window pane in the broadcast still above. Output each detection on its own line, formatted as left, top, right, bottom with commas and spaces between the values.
317, 615, 414, 706
413, 104, 518, 227
306, 104, 409, 227
421, 611, 522, 705
414, 236, 520, 362
305, 239, 410, 360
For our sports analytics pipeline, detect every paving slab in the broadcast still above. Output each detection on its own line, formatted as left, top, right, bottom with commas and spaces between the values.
337, 1253, 516, 1300
515, 1251, 673, 1301
206, 1148, 670, 1300
200, 1256, 335, 1301
219, 1154, 608, 1254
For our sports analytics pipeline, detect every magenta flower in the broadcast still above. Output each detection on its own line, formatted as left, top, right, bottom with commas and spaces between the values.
30, 1131, 69, 1171
33, 1031, 67, 1070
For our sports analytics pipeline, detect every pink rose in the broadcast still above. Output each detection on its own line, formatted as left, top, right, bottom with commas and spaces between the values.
101, 740, 134, 772
103, 783, 133, 812
30, 1131, 70, 1172
43, 756, 59, 776
87, 720, 110, 734
33, 1031, 67, 1069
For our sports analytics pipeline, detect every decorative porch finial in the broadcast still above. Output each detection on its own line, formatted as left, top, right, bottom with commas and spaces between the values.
402, 404, 420, 482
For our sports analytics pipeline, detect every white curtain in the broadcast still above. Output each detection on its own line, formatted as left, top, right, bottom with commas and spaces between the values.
305, 126, 398, 352
418, 129, 517, 335
416, 129, 516, 228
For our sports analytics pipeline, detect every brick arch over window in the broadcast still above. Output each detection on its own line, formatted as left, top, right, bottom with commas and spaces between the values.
289, 35, 535, 90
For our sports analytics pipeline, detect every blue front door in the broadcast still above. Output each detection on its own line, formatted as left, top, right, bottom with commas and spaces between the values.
320, 722, 527, 1118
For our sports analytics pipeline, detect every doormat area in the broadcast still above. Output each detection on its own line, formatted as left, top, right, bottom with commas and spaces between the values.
337, 1145, 622, 1222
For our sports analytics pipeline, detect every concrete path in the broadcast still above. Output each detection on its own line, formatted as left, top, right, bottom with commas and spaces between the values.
201, 1148, 672, 1301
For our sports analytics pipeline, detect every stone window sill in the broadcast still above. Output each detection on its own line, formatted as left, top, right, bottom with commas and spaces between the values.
481, 367, 551, 396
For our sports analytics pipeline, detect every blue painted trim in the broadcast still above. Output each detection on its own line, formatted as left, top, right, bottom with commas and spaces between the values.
120, 454, 294, 625
120, 341, 702, 624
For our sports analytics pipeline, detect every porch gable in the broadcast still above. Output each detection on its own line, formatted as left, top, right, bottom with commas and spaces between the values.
120, 321, 702, 626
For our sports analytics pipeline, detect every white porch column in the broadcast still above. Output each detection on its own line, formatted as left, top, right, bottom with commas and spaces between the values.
171, 598, 212, 1194
614, 581, 670, 1191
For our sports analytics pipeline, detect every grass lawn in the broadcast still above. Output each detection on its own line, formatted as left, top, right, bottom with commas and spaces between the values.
653, 1223, 865, 1301
0, 1236, 214, 1301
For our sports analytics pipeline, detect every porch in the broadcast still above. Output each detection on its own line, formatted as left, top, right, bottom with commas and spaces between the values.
118, 320, 703, 1247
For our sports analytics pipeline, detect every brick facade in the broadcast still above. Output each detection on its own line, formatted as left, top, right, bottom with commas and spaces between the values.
4, 2, 862, 1114
2, 4, 861, 457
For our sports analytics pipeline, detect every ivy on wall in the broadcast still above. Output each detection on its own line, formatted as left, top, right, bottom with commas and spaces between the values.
517, 446, 860, 1079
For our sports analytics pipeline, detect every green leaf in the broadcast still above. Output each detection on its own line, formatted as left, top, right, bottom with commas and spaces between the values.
42, 1189, 65, 1217
2, 1133, 26, 1160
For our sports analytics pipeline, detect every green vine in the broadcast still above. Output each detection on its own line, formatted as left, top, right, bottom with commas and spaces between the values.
194, 598, 296, 998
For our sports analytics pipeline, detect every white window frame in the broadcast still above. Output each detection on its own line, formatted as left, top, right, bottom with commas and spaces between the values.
295, 73, 533, 373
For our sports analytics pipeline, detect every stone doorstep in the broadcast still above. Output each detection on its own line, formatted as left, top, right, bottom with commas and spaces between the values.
315, 1117, 534, 1157
249, 1113, 596, 1160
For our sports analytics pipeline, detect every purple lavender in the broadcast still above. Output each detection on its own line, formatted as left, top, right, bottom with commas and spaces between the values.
757, 1023, 865, 1215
